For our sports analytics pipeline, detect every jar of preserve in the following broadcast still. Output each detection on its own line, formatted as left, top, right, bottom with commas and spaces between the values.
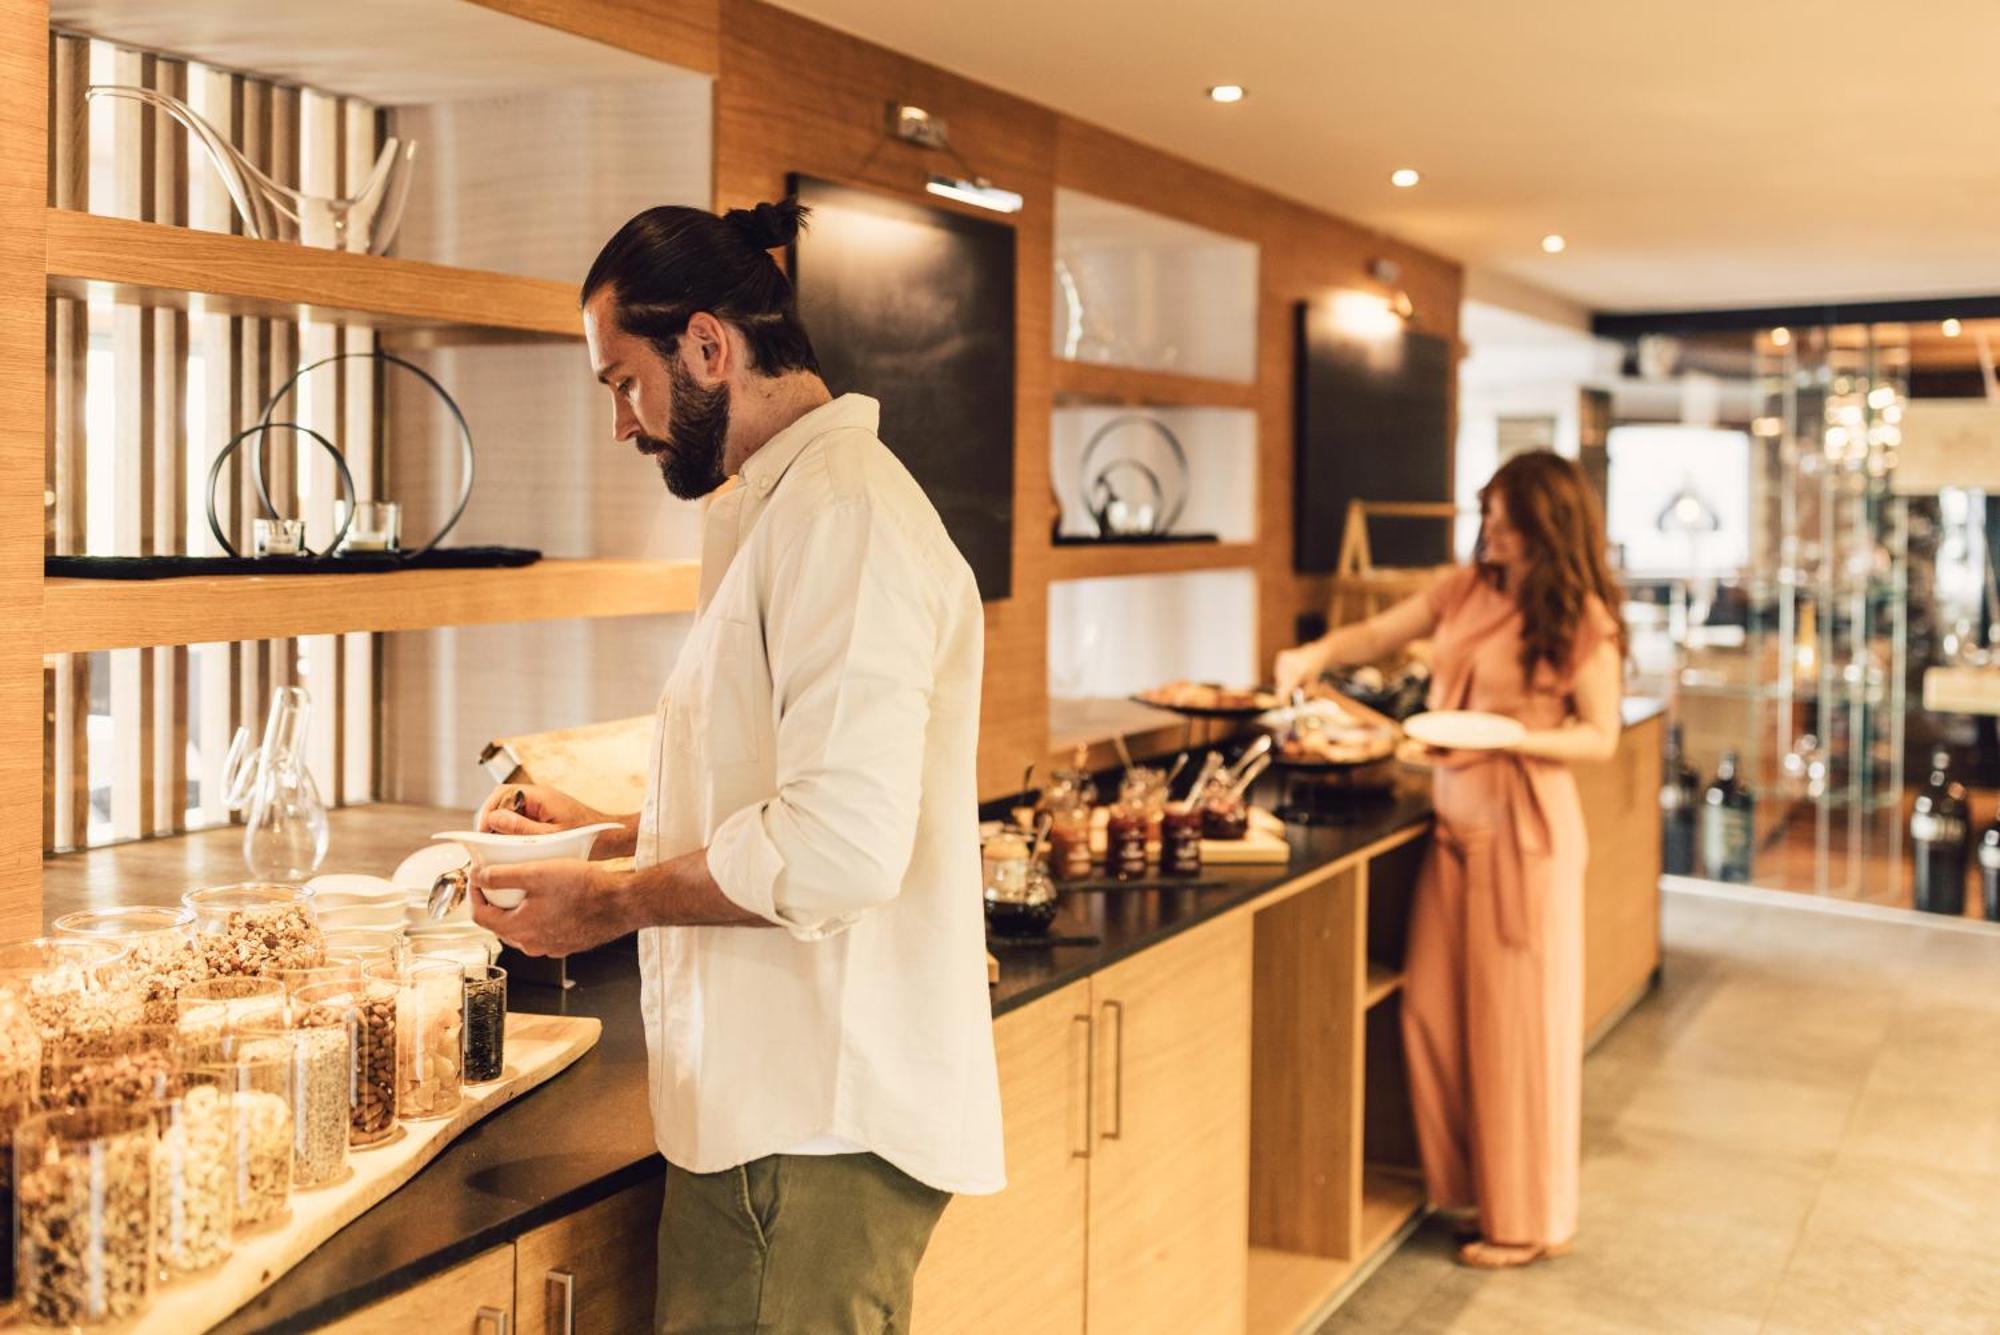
1161, 804, 1204, 877
1202, 790, 1250, 841
1044, 788, 1095, 882
1104, 785, 1150, 882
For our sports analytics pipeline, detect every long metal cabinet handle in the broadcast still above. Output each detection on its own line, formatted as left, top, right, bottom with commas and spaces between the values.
475, 1307, 512, 1335
1072, 1012, 1094, 1159
1101, 999, 1125, 1141
545, 1271, 576, 1335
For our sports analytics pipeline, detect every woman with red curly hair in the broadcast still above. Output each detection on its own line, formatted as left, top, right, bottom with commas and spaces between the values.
1276, 451, 1625, 1268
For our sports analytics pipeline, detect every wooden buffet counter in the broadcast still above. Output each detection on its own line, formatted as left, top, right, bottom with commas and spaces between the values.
36, 704, 1664, 1333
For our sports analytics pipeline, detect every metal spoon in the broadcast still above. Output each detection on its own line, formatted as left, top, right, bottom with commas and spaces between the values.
1226, 753, 1272, 803
426, 866, 471, 921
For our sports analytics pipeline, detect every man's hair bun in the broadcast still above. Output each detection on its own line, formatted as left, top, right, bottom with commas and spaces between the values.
725, 198, 809, 251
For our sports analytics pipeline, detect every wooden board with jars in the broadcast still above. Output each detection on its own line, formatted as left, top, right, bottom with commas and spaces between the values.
0, 1012, 598, 1334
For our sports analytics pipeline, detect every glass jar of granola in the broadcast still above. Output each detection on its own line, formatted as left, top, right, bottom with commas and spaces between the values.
14, 1105, 155, 1326
182, 884, 324, 979
54, 906, 209, 1026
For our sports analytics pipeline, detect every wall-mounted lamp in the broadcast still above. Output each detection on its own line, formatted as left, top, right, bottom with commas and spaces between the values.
888, 102, 1024, 214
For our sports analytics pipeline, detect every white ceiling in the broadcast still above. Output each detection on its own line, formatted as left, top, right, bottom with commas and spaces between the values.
771, 0, 2000, 314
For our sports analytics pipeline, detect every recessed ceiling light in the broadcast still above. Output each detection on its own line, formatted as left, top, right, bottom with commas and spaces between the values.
1540, 233, 1566, 254
1390, 168, 1420, 188
1206, 84, 1246, 104
1943, 317, 1963, 337
1770, 326, 1792, 347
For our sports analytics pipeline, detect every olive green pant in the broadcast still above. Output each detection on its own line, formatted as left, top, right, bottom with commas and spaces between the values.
655, 1153, 952, 1334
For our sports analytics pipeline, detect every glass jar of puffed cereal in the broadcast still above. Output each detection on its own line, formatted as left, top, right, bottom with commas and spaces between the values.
54, 906, 209, 1026
182, 884, 324, 979
187, 1042, 292, 1235
147, 1082, 234, 1278
14, 1105, 156, 1327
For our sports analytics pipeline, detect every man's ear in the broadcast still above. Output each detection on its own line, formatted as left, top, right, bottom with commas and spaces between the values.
681, 311, 733, 387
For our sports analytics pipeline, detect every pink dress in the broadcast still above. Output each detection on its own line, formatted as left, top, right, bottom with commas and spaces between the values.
1401, 564, 1616, 1247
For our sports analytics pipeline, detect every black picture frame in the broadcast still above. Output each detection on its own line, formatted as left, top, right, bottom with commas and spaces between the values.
1293, 303, 1452, 573
788, 175, 1017, 600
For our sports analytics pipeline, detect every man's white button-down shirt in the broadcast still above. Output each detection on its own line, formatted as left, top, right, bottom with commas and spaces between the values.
636, 393, 1005, 1195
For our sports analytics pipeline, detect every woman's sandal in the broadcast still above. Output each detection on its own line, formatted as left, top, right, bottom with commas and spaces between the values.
1456, 1238, 1572, 1269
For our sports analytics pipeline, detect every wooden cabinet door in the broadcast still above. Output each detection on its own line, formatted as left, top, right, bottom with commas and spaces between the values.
317, 1245, 515, 1334
515, 1176, 664, 1334
913, 980, 1091, 1335
1086, 916, 1253, 1335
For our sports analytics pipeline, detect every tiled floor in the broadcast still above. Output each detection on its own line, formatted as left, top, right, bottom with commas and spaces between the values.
1318, 886, 2000, 1335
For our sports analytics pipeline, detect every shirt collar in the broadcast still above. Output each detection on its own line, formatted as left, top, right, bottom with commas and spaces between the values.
736, 393, 880, 500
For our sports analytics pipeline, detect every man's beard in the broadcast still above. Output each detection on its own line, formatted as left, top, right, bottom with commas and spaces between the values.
639, 361, 731, 500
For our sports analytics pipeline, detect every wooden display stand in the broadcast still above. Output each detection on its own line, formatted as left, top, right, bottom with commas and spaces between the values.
1328, 500, 1457, 630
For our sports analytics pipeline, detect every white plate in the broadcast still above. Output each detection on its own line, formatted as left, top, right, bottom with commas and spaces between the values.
1403, 710, 1527, 752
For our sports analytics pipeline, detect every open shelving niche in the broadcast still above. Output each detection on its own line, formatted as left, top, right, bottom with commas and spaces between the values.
1046, 189, 1264, 766
39, 1, 718, 845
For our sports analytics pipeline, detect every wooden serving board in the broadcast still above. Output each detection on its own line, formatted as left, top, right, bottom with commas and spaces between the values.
6, 1013, 601, 1335
1082, 807, 1293, 866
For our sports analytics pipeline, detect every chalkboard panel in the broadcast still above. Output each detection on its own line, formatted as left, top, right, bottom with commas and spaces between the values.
789, 176, 1017, 600
1293, 305, 1452, 572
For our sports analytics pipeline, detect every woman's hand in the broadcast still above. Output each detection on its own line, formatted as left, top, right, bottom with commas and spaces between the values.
1275, 639, 1331, 697
1396, 738, 1487, 771
475, 783, 607, 837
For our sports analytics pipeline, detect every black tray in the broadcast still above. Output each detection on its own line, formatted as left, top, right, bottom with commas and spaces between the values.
47, 548, 542, 580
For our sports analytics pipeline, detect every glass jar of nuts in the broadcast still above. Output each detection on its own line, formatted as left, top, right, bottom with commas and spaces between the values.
15, 1105, 156, 1327
0, 938, 144, 1055
40, 1025, 183, 1113
293, 977, 399, 1149
54, 906, 210, 1026
187, 1041, 293, 1235
182, 884, 325, 979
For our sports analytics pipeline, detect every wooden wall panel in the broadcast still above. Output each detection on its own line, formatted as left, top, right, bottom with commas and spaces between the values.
2, 0, 50, 934
716, 0, 1058, 802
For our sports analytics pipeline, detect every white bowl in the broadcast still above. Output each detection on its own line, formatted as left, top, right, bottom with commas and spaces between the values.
315, 902, 410, 931
305, 873, 403, 905
430, 824, 622, 911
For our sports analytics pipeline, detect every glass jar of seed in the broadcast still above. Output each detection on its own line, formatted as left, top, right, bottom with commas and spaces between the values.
235, 1024, 350, 1189
294, 977, 399, 1147
460, 965, 507, 1086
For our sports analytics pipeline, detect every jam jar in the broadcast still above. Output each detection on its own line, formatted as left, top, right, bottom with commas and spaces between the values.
1104, 782, 1151, 881
1161, 804, 1205, 877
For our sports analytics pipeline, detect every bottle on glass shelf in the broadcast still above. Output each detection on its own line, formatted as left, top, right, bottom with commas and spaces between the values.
1659, 723, 1699, 877
1699, 750, 1754, 883
1910, 749, 1970, 916
1978, 805, 2000, 922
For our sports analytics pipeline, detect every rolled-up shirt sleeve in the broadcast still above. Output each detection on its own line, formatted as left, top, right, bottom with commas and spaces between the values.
707, 497, 937, 940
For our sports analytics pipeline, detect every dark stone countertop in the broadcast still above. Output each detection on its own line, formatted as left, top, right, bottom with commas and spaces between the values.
208, 785, 1436, 1331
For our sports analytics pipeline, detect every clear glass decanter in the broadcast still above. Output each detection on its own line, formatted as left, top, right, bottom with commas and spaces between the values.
223, 686, 330, 880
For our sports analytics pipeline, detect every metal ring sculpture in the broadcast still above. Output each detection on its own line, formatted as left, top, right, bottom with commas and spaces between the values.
205, 422, 357, 558
255, 350, 475, 560
1077, 414, 1190, 537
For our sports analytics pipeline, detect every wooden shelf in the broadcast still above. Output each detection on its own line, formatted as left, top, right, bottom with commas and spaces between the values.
45, 210, 580, 339
43, 558, 698, 653
1048, 540, 1259, 582
1244, 1171, 1426, 1334
1364, 963, 1403, 1010
1246, 1249, 1351, 1335
1053, 359, 1260, 411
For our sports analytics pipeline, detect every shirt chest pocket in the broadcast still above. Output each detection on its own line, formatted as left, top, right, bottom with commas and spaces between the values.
669, 615, 773, 771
